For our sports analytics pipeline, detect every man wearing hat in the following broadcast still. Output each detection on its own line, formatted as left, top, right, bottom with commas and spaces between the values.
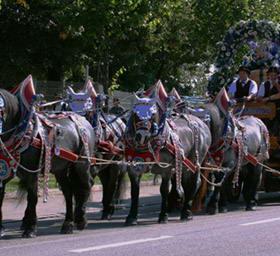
256, 66, 280, 102
256, 66, 280, 136
228, 66, 258, 100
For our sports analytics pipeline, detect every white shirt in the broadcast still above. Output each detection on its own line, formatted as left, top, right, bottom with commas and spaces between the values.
227, 78, 258, 98
257, 80, 278, 97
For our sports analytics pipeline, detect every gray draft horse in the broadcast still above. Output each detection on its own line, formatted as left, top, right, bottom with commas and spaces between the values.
66, 85, 127, 220
124, 96, 211, 225
88, 112, 127, 220
0, 89, 96, 238
200, 102, 270, 214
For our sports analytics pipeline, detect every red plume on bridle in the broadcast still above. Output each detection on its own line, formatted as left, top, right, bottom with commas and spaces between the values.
83, 80, 97, 100
10, 75, 36, 110
214, 87, 230, 115
169, 87, 181, 102
143, 80, 168, 111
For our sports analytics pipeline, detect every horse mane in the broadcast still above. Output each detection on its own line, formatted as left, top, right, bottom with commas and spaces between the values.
0, 89, 20, 123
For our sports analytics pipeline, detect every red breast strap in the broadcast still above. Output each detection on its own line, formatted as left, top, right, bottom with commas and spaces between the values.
231, 141, 258, 166
31, 137, 79, 162
98, 140, 124, 155
166, 143, 197, 172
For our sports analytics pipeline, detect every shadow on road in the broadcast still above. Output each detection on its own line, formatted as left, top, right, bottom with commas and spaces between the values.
2, 192, 280, 239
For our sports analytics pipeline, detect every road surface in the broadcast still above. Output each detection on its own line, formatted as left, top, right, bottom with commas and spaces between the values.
1, 185, 280, 256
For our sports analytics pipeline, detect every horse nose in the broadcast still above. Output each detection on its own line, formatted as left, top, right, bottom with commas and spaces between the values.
135, 129, 149, 145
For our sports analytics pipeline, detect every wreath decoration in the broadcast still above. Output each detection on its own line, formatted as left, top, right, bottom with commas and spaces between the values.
208, 19, 280, 95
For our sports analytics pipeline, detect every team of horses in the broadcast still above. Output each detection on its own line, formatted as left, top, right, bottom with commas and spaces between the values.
0, 77, 271, 238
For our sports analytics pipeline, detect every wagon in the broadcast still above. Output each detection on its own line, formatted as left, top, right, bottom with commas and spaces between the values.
233, 86, 280, 193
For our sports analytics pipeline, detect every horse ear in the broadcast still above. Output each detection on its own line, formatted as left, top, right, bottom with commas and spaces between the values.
133, 92, 140, 101
85, 86, 91, 96
66, 86, 74, 94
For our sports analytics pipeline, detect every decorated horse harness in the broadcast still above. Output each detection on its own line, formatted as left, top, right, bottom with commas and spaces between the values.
0, 94, 93, 202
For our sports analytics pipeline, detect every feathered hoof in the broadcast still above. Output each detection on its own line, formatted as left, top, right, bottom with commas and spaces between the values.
245, 205, 257, 211
206, 206, 217, 215
125, 217, 138, 226
180, 212, 193, 222
101, 212, 112, 220
158, 214, 168, 224
76, 220, 88, 231
218, 206, 228, 213
22, 229, 37, 238
60, 221, 74, 234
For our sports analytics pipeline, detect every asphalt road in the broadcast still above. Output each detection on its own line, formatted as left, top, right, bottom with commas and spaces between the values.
1, 186, 280, 256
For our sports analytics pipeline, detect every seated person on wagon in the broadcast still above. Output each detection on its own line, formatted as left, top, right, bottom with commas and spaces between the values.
256, 66, 280, 135
227, 66, 258, 101
256, 66, 280, 102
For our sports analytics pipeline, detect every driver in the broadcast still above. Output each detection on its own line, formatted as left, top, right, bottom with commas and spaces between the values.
227, 66, 258, 101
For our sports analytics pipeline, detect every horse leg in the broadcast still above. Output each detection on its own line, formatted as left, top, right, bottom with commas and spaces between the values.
99, 165, 118, 220
167, 176, 183, 212
181, 171, 199, 221
242, 164, 262, 211
218, 179, 228, 213
206, 172, 225, 215
0, 183, 6, 238
114, 167, 127, 207
20, 174, 39, 238
125, 171, 141, 226
158, 176, 170, 224
71, 164, 92, 231
55, 171, 74, 234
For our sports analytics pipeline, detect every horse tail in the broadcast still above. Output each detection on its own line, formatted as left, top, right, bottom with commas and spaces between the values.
114, 167, 127, 203
16, 174, 39, 204
16, 178, 29, 204
256, 117, 270, 160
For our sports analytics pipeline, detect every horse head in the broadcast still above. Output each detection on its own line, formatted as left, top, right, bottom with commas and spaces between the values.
0, 90, 20, 135
130, 97, 160, 147
66, 86, 93, 114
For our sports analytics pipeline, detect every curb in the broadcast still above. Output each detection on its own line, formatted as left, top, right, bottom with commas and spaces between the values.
5, 179, 159, 200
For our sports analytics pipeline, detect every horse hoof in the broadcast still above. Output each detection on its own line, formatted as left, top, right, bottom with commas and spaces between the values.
60, 221, 74, 234
206, 207, 217, 215
22, 230, 37, 238
245, 205, 257, 211
180, 213, 193, 221
0, 228, 5, 238
101, 212, 112, 220
76, 220, 88, 231
125, 217, 138, 226
218, 207, 228, 213
158, 215, 168, 224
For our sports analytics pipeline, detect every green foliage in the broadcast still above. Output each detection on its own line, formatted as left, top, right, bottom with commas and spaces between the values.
208, 19, 280, 95
0, 0, 279, 94
108, 66, 126, 96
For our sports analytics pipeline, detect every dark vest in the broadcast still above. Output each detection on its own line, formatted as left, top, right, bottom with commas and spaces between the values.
264, 81, 279, 97
264, 81, 280, 110
234, 79, 251, 98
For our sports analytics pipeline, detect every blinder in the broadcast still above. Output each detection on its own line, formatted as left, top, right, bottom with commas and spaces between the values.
0, 96, 6, 132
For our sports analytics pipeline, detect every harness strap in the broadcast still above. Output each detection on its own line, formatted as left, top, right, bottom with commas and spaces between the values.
231, 141, 258, 165
31, 137, 79, 162
166, 143, 196, 172
98, 140, 124, 155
